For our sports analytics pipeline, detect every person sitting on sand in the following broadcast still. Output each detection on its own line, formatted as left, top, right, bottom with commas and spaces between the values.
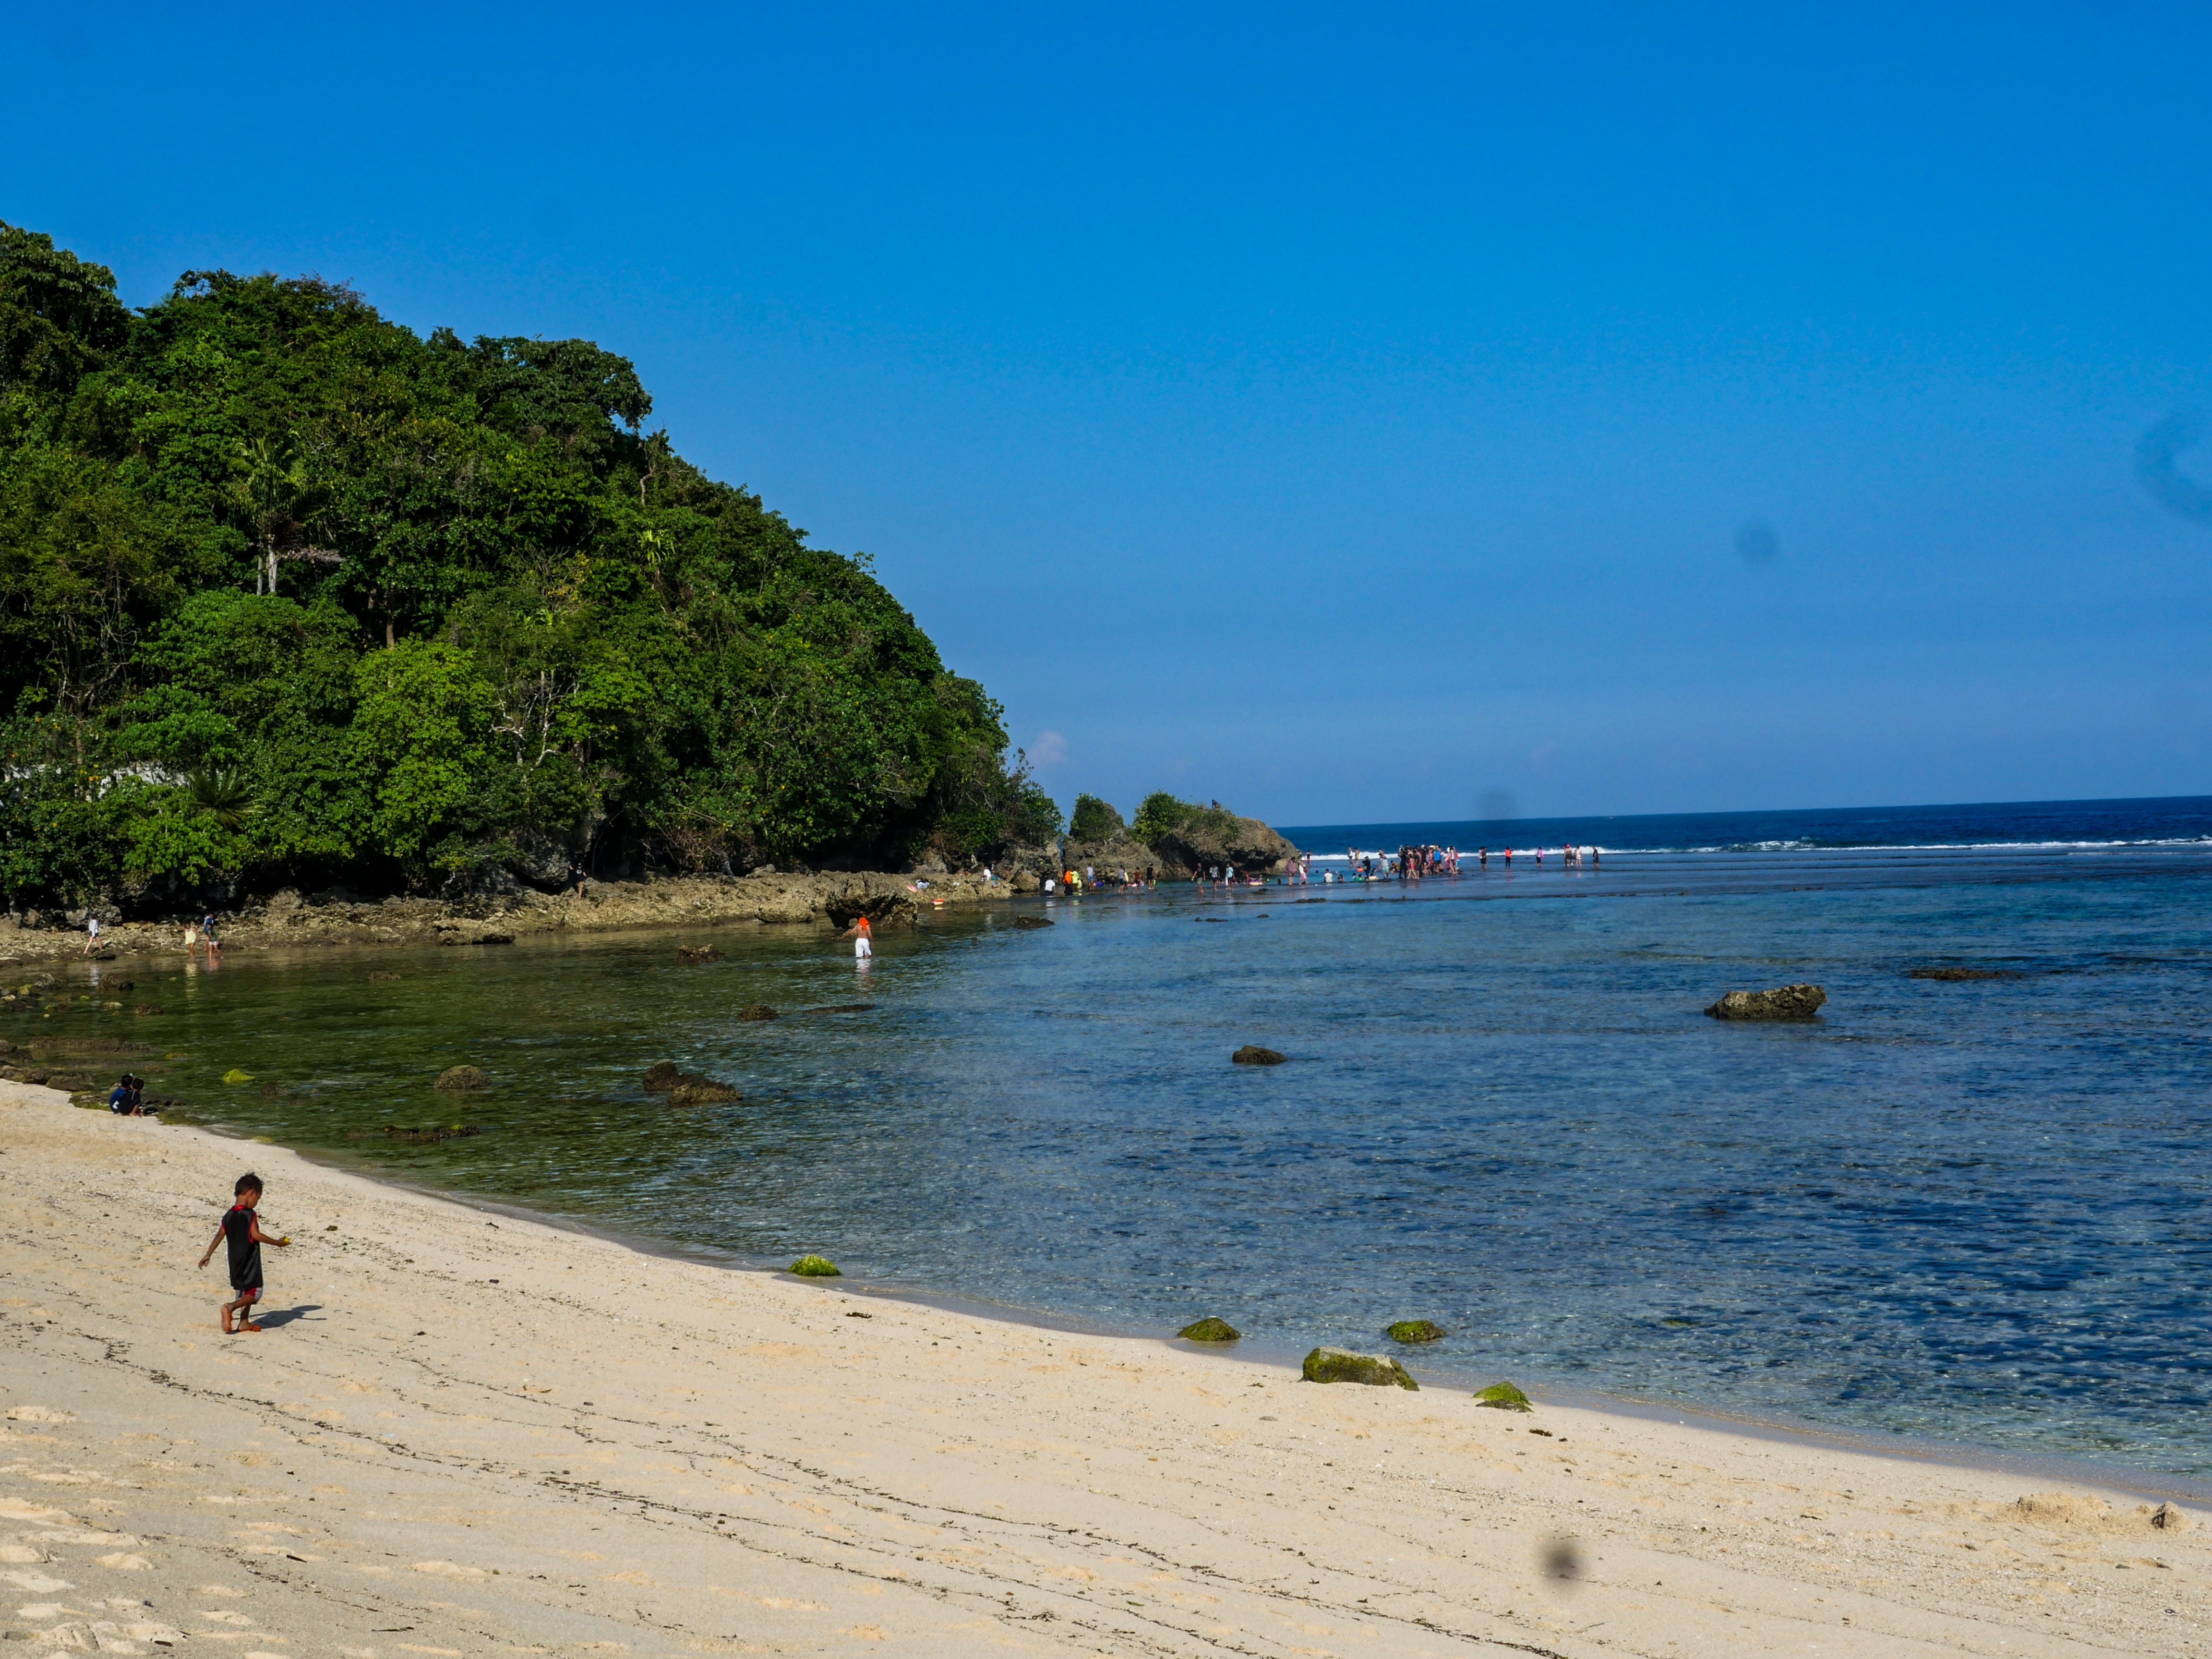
108, 1072, 144, 1115
198, 1172, 289, 1334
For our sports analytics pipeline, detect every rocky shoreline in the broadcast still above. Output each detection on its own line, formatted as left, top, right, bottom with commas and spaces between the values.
0, 866, 1016, 966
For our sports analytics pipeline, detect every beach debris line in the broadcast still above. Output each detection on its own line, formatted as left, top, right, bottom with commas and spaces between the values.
1386, 1319, 1446, 1344
435, 1065, 491, 1091
1177, 1317, 1241, 1342
1474, 1381, 1533, 1411
788, 1254, 841, 1277
1232, 1045, 1286, 1065
1301, 1347, 1418, 1389
1704, 983, 1826, 1021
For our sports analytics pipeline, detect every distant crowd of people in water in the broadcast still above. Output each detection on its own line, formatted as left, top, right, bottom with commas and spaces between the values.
1021, 844, 1606, 894
1327, 843, 1600, 879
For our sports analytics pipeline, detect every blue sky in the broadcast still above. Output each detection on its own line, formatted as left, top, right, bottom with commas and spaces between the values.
8, 2, 2212, 824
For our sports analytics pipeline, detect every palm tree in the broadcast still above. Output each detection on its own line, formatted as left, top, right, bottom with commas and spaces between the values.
187, 766, 253, 832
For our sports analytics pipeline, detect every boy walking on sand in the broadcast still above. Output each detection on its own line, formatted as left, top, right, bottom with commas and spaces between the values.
198, 1173, 289, 1333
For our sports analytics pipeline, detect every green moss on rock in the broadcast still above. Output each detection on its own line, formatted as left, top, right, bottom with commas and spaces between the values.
1178, 1317, 1241, 1342
1386, 1319, 1447, 1344
434, 1065, 490, 1091
789, 1254, 842, 1277
1301, 1346, 1418, 1390
1474, 1380, 1532, 1411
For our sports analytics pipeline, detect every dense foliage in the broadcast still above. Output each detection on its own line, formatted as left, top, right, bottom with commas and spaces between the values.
0, 224, 1058, 911
1130, 791, 1240, 846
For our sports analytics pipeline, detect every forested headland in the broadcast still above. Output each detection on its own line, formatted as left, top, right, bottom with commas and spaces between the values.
0, 224, 1060, 916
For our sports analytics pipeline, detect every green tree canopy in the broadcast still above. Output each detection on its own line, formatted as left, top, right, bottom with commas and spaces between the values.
0, 225, 1048, 909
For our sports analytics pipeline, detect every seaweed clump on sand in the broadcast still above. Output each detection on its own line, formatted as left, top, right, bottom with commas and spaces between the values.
1301, 1347, 1418, 1389
1474, 1381, 1532, 1411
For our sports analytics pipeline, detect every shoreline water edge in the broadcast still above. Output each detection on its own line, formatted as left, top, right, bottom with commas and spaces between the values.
3, 1078, 2206, 1657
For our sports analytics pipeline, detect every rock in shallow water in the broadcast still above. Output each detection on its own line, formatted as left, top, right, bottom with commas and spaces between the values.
1705, 983, 1826, 1021
1013, 914, 1054, 929
1302, 1347, 1418, 1389
1178, 1317, 1241, 1342
736, 1004, 778, 1022
1232, 1045, 1286, 1065
788, 1254, 841, 1277
641, 1061, 682, 1092
434, 1065, 490, 1091
667, 1076, 740, 1106
1386, 1319, 1446, 1344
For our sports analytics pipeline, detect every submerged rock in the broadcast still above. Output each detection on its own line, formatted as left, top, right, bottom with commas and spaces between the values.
434, 1064, 490, 1091
1386, 1319, 1446, 1344
1705, 983, 1826, 1021
1301, 1347, 1418, 1390
1178, 1317, 1241, 1342
667, 1075, 741, 1106
677, 944, 722, 963
736, 1004, 778, 1021
1232, 1045, 1286, 1065
1909, 966, 2022, 981
1474, 1381, 1532, 1411
641, 1061, 682, 1092
368, 971, 403, 983
788, 1254, 841, 1277
1013, 914, 1054, 930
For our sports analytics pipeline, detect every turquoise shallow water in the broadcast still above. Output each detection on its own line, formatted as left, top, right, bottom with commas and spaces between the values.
37, 835, 2212, 1478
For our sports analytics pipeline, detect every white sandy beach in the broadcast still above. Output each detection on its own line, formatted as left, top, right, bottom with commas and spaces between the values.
0, 1080, 2202, 1658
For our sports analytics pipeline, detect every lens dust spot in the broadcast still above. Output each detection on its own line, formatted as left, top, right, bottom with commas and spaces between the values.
1735, 518, 1779, 565
2137, 411, 2212, 527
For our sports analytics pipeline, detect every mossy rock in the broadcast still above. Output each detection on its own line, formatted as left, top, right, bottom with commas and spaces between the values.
221, 1068, 254, 1085
1301, 1346, 1418, 1390
1474, 1380, 1532, 1412
1178, 1316, 1241, 1342
736, 1004, 778, 1022
667, 1075, 741, 1106
434, 1064, 490, 1091
788, 1254, 841, 1277
641, 1060, 682, 1092
1013, 914, 1054, 929
1386, 1319, 1447, 1344
1232, 1045, 1286, 1066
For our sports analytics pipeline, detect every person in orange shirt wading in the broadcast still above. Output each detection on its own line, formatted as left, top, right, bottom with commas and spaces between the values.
848, 912, 873, 962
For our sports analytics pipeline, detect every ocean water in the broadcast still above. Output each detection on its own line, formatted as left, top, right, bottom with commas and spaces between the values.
40, 795, 2212, 1479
